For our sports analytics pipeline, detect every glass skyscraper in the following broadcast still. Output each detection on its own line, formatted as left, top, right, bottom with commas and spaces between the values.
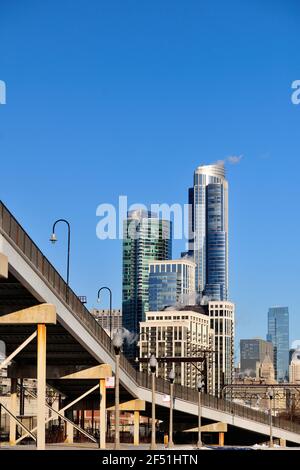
188, 164, 228, 300
148, 259, 196, 312
122, 209, 171, 359
267, 306, 289, 381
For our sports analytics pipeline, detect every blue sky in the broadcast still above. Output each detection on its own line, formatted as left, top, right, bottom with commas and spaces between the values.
1, 0, 300, 356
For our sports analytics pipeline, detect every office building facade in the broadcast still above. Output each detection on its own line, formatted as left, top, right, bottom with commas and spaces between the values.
122, 209, 171, 359
240, 338, 274, 377
188, 163, 228, 301
148, 258, 196, 311
267, 306, 289, 381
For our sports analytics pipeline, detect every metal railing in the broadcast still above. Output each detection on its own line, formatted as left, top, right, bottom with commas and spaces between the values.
1, 200, 300, 435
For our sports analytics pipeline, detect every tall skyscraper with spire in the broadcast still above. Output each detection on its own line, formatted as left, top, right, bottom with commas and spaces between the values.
188, 163, 228, 301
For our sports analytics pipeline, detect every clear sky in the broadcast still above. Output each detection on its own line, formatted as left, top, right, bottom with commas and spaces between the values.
1, 0, 300, 357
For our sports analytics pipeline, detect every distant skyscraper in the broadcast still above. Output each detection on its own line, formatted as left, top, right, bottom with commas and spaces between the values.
122, 209, 171, 359
148, 258, 196, 311
240, 338, 274, 377
188, 164, 228, 301
267, 306, 289, 381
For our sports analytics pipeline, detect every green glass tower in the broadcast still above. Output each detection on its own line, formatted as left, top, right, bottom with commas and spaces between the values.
122, 209, 171, 360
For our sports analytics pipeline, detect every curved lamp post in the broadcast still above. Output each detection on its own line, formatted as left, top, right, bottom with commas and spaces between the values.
50, 219, 71, 287
168, 369, 175, 448
267, 387, 274, 448
197, 377, 204, 448
150, 354, 157, 450
112, 329, 123, 450
97, 287, 112, 340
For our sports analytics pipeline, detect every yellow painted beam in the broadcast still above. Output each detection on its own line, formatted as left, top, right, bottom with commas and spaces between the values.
61, 364, 112, 380
107, 399, 146, 412
0, 253, 8, 279
0, 304, 56, 324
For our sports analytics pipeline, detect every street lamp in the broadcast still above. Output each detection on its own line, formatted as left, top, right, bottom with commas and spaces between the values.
168, 369, 175, 448
267, 387, 274, 448
50, 219, 71, 289
113, 329, 123, 450
197, 378, 204, 449
150, 354, 157, 450
97, 287, 113, 340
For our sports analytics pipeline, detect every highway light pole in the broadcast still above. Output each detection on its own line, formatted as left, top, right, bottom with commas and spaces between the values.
50, 219, 71, 287
150, 354, 157, 450
97, 287, 112, 340
168, 369, 175, 448
197, 378, 204, 448
113, 329, 123, 450
267, 388, 274, 448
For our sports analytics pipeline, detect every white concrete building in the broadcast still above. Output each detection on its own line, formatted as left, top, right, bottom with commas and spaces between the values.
139, 306, 214, 392
208, 301, 235, 396
289, 349, 300, 384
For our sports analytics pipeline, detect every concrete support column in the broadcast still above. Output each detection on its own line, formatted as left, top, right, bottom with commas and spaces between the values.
64, 408, 73, 444
99, 378, 106, 449
280, 438, 286, 447
133, 411, 139, 446
9, 378, 17, 446
37, 324, 46, 450
65, 421, 74, 444
219, 432, 224, 446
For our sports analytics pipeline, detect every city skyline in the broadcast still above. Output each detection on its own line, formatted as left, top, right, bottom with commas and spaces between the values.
1, 1, 300, 453
0, 0, 299, 350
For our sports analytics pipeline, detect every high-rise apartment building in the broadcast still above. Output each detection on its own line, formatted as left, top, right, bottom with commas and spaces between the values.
148, 258, 196, 312
139, 301, 234, 396
267, 306, 289, 381
240, 338, 274, 377
122, 209, 171, 359
139, 307, 214, 392
188, 164, 228, 301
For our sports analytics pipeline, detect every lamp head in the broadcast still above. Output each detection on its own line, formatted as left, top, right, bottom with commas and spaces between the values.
150, 354, 157, 373
197, 378, 204, 392
169, 369, 175, 383
50, 233, 57, 244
